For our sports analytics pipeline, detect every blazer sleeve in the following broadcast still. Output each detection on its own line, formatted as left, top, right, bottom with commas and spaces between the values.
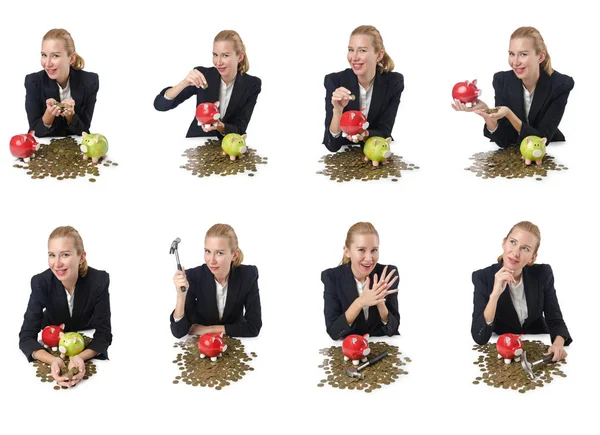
471, 270, 494, 344
25, 74, 52, 137
380, 267, 400, 336
541, 265, 572, 346
518, 79, 574, 143
222, 77, 261, 135
154, 84, 197, 112
367, 74, 404, 139
483, 73, 516, 148
67, 73, 99, 136
322, 270, 355, 340
19, 275, 48, 362
86, 273, 112, 358
323, 74, 352, 152
224, 267, 262, 337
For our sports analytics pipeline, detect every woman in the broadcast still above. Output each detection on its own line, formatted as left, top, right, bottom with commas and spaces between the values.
170, 224, 262, 338
154, 30, 261, 138
19, 226, 112, 387
25, 29, 99, 137
323, 25, 404, 152
471, 221, 571, 361
322, 222, 399, 341
452, 27, 574, 148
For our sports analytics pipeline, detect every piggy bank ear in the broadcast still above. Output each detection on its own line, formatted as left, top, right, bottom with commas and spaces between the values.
385, 137, 392, 145
241, 134, 247, 141
363, 334, 370, 340
28, 130, 35, 136
472, 79, 477, 87
540, 138, 547, 145
83, 132, 87, 139
217, 331, 224, 338
214, 101, 220, 108
59, 332, 65, 338
60, 323, 65, 329
526, 137, 532, 144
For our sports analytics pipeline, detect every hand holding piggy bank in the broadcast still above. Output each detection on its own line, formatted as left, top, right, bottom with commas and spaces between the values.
520, 136, 547, 166
80, 133, 108, 163
364, 136, 392, 166
496, 333, 523, 364
196, 102, 221, 129
10, 131, 39, 162
452, 80, 481, 107
342, 334, 371, 366
58, 332, 85, 357
198, 331, 228, 362
340, 109, 369, 142
222, 133, 247, 161
42, 323, 65, 351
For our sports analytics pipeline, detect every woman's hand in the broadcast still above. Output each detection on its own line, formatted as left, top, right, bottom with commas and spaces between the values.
452, 98, 489, 113
201, 119, 224, 133
357, 267, 399, 308
45, 98, 63, 118
173, 266, 189, 294
50, 356, 70, 385
331, 86, 353, 111
188, 324, 225, 336
547, 337, 567, 362
349, 130, 369, 144
182, 69, 208, 89
492, 266, 517, 296
61, 98, 76, 117
66, 355, 86, 387
475, 105, 510, 120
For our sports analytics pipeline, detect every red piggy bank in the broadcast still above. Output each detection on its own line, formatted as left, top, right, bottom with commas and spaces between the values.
496, 333, 523, 364
340, 109, 369, 140
342, 334, 371, 366
452, 80, 481, 107
196, 102, 221, 128
10, 131, 39, 161
198, 331, 228, 361
42, 323, 65, 350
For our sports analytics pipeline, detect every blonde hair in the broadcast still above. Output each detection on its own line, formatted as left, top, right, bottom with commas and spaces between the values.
43, 29, 84, 70
341, 222, 379, 265
497, 221, 541, 263
510, 26, 553, 75
206, 224, 244, 267
48, 226, 88, 277
351, 25, 394, 73
214, 30, 249, 74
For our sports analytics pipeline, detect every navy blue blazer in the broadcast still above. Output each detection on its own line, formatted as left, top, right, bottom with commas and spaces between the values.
323, 68, 404, 152
154, 66, 261, 138
483, 69, 574, 148
25, 67, 99, 137
170, 264, 262, 338
19, 267, 112, 362
471, 262, 572, 346
322, 262, 400, 340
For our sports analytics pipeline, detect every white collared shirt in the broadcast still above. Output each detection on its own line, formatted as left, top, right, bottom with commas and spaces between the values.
523, 85, 534, 120
359, 80, 374, 118
58, 79, 72, 102
215, 279, 228, 321
219, 78, 235, 117
509, 278, 528, 327
64, 288, 74, 317
355, 278, 369, 321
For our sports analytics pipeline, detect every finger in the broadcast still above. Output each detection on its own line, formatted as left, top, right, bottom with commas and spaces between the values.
387, 275, 399, 288
384, 289, 399, 296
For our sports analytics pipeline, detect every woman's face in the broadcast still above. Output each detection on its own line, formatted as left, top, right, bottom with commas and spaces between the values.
212, 41, 243, 82
48, 236, 85, 286
41, 39, 75, 86
204, 236, 238, 282
344, 234, 380, 282
508, 37, 545, 82
501, 229, 538, 275
347, 34, 383, 80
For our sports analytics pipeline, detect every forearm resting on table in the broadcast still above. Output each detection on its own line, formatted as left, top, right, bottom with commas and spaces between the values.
188, 324, 225, 335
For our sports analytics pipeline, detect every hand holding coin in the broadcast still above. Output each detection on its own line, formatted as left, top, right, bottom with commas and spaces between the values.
183, 69, 208, 89
331, 87, 353, 110
46, 98, 64, 117
66, 354, 86, 386
60, 98, 75, 117
476, 105, 510, 120
173, 266, 190, 294
50, 356, 70, 385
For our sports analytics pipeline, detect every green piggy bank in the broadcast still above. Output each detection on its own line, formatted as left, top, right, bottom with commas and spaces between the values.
520, 136, 546, 165
80, 132, 108, 163
364, 136, 392, 166
58, 332, 85, 357
222, 133, 247, 161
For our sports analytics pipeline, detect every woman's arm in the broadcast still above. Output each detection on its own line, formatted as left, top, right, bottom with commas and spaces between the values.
323, 74, 352, 152
154, 68, 207, 112
471, 272, 495, 345
25, 74, 53, 137
377, 266, 400, 336
221, 78, 262, 135
366, 73, 404, 139
541, 264, 572, 346
483, 73, 518, 148
86, 273, 112, 358
67, 73, 99, 135
170, 268, 195, 338
19, 276, 48, 362
224, 267, 262, 337
323, 270, 356, 340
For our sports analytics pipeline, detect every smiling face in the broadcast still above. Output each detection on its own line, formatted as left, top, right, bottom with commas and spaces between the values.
501, 228, 538, 277
204, 236, 238, 283
48, 236, 85, 289
508, 37, 545, 83
41, 39, 75, 87
212, 40, 243, 84
347, 34, 383, 82
344, 234, 379, 282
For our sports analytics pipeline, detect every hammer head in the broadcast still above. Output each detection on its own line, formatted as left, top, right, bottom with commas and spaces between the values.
345, 366, 363, 379
520, 350, 535, 380
170, 238, 181, 254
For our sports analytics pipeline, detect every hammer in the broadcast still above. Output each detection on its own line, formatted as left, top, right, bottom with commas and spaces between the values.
520, 351, 554, 380
345, 352, 388, 378
169, 238, 186, 292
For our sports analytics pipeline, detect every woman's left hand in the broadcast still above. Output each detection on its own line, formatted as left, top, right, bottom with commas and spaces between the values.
67, 355, 86, 386
201, 120, 224, 133
546, 341, 568, 362
61, 98, 76, 117
349, 130, 369, 144
189, 324, 225, 335
475, 105, 510, 120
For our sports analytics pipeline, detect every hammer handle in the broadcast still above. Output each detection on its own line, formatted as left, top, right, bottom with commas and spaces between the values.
358, 351, 388, 371
177, 264, 186, 292
534, 353, 554, 366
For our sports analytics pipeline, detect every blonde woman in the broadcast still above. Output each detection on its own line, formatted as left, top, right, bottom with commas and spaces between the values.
19, 226, 112, 387
154, 30, 261, 138
171, 224, 262, 338
452, 27, 574, 147
25, 29, 99, 137
471, 221, 571, 361
322, 222, 399, 340
324, 25, 404, 152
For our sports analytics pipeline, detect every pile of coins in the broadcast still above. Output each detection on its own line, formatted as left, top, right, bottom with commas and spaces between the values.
317, 341, 410, 392
466, 146, 567, 180
13, 137, 118, 182
181, 138, 267, 178
472, 340, 567, 393
172, 336, 257, 389
32, 334, 98, 390
318, 147, 418, 182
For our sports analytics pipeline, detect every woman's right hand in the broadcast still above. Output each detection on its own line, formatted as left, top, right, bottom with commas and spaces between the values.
173, 266, 189, 293
45, 98, 63, 117
451, 98, 489, 113
357, 270, 399, 308
331, 86, 352, 111
492, 266, 517, 296
182, 70, 208, 89
50, 356, 70, 385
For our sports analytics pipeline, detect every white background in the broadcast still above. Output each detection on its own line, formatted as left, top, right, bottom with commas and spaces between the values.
0, 0, 597, 433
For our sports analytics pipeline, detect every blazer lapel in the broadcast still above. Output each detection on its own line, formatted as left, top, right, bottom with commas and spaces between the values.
202, 266, 220, 323
223, 74, 244, 120
43, 74, 60, 102
507, 73, 526, 123
343, 263, 366, 324
69, 68, 83, 108
345, 70, 361, 112
368, 73, 385, 121
497, 284, 521, 330
221, 264, 239, 321
522, 267, 538, 328
70, 274, 86, 326
528, 71, 551, 125
51, 275, 71, 325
